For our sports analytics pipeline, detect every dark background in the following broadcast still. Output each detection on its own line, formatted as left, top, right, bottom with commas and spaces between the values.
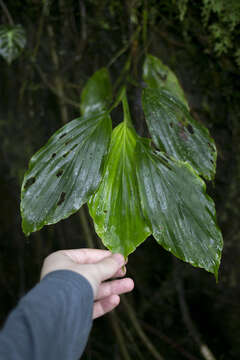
0, 1, 240, 359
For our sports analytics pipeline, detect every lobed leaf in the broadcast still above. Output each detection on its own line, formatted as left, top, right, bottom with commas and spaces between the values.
88, 96, 151, 257
21, 113, 112, 235
142, 88, 217, 180
136, 139, 223, 278
0, 25, 26, 64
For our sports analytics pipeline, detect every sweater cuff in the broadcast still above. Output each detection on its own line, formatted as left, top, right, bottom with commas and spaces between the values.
41, 269, 94, 300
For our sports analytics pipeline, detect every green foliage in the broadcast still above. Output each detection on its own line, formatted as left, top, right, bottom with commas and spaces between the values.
173, 0, 189, 22
21, 55, 223, 277
142, 54, 216, 180
80, 68, 112, 116
175, 0, 240, 64
208, 23, 233, 55
142, 89, 216, 180
89, 94, 151, 257
203, 0, 240, 60
143, 54, 189, 108
202, 0, 240, 31
0, 25, 26, 64
136, 139, 222, 278
21, 112, 112, 235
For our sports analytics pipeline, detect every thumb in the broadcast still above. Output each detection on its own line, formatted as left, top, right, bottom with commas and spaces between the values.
94, 253, 125, 283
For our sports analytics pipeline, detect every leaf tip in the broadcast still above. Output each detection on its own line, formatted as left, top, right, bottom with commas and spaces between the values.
22, 222, 31, 237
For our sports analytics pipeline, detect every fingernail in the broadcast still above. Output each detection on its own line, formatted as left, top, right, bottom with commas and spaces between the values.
112, 253, 124, 266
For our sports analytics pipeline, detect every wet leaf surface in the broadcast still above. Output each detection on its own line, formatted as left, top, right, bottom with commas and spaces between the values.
80, 68, 112, 116
88, 96, 151, 257
136, 139, 223, 277
142, 88, 217, 180
21, 113, 111, 235
143, 54, 189, 108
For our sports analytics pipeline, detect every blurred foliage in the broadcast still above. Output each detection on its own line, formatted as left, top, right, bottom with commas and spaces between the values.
0, 0, 240, 359
204, 0, 240, 63
174, 0, 240, 64
0, 25, 26, 64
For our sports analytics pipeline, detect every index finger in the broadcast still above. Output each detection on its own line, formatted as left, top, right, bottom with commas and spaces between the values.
60, 248, 112, 264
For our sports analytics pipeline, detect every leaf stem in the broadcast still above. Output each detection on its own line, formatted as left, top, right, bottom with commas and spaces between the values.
122, 90, 133, 128
0, 0, 14, 25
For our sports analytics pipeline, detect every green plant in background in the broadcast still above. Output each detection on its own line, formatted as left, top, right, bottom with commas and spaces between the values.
175, 0, 240, 66
0, 25, 26, 64
202, 0, 240, 54
20, 54, 223, 279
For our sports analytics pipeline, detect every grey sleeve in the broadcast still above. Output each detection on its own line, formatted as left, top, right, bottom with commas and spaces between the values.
0, 270, 94, 360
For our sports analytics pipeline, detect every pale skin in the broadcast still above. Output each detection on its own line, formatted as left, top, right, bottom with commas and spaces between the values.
40, 249, 134, 319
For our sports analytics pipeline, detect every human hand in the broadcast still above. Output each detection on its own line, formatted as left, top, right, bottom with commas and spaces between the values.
40, 249, 134, 319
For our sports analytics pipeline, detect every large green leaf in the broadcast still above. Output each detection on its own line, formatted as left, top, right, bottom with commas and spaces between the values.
142, 88, 216, 180
21, 113, 112, 235
143, 54, 189, 108
80, 68, 112, 116
136, 139, 223, 278
88, 96, 151, 257
0, 25, 26, 64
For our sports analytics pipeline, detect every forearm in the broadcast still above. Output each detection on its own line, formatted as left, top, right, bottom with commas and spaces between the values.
0, 270, 93, 360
